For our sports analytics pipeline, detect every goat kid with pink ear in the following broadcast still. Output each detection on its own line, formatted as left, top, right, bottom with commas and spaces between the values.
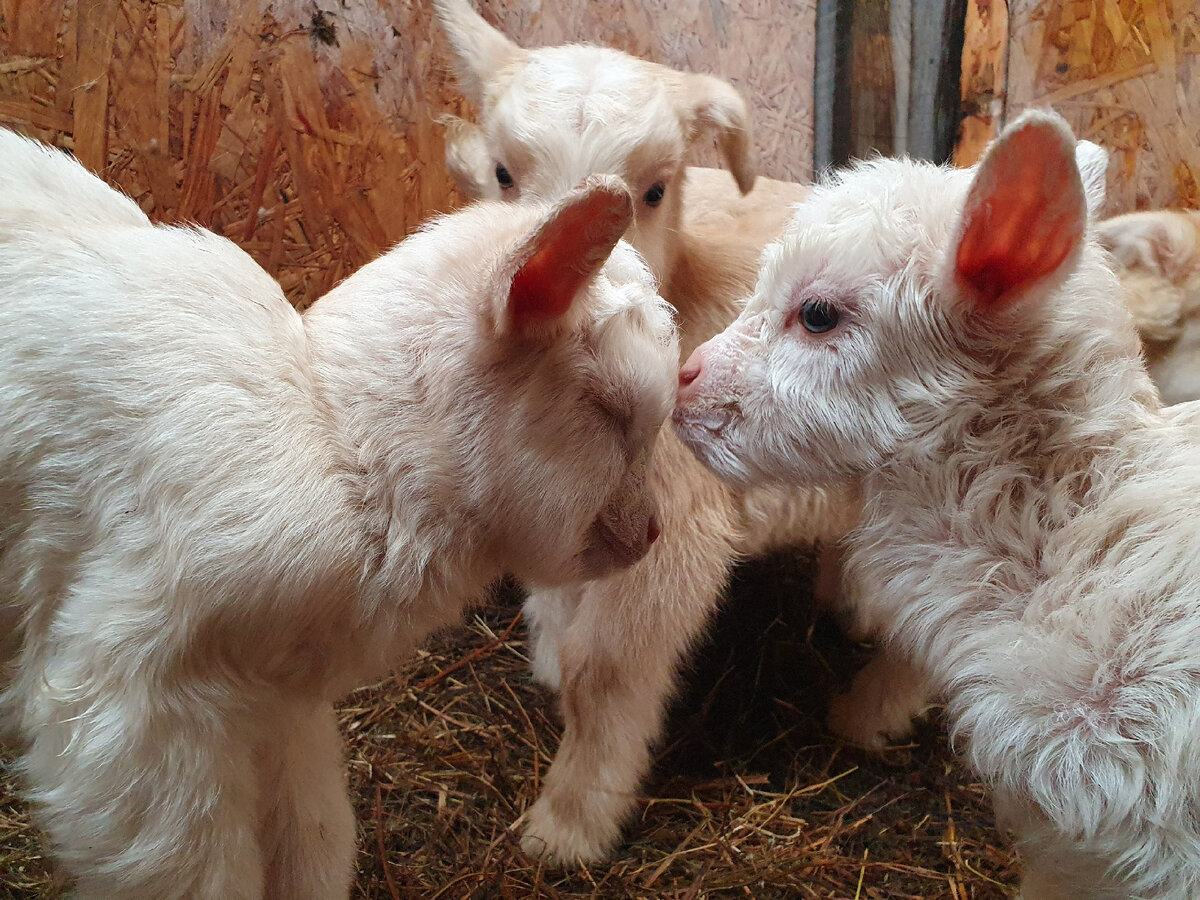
0, 129, 677, 900
675, 109, 1200, 898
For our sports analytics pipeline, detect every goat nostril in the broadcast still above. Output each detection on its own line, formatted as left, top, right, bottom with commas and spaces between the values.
678, 346, 705, 391
646, 515, 661, 547
678, 361, 701, 388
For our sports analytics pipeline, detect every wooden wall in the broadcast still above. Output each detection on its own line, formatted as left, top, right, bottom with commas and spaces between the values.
0, 0, 816, 308
957, 0, 1199, 215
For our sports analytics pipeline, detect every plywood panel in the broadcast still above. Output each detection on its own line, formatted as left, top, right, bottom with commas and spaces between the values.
1003, 0, 1200, 214
953, 0, 1008, 167
0, 0, 816, 309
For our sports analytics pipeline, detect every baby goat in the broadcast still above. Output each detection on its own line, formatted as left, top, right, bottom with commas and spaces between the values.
1099, 209, 1200, 405
676, 110, 1200, 898
0, 130, 677, 899
433, 0, 861, 862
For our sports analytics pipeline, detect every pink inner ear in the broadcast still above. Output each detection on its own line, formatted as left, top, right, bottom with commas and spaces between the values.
955, 123, 1085, 307
508, 185, 630, 332
509, 243, 571, 330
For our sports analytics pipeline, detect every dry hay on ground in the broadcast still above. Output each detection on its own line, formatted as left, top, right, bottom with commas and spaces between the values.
0, 552, 1016, 898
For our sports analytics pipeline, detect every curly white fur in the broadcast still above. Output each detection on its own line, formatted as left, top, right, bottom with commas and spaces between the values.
676, 110, 1200, 897
0, 129, 678, 898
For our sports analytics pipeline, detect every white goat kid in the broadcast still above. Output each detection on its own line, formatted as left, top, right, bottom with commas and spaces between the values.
675, 110, 1200, 898
0, 130, 678, 899
435, 1, 807, 341
434, 0, 861, 862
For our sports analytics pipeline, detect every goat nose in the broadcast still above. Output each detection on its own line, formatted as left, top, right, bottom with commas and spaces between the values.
646, 514, 661, 547
677, 346, 704, 402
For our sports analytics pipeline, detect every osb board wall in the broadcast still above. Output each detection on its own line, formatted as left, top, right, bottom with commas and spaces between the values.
958, 0, 1199, 215
953, 0, 1008, 167
0, 0, 816, 309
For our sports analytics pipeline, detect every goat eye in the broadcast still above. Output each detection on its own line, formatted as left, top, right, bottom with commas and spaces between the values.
796, 299, 840, 334
587, 391, 632, 436
495, 164, 514, 189
643, 182, 666, 206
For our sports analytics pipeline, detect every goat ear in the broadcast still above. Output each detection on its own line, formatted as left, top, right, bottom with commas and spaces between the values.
433, 0, 522, 106
498, 175, 634, 337
1075, 140, 1108, 220
951, 110, 1088, 311
439, 115, 499, 201
673, 73, 756, 195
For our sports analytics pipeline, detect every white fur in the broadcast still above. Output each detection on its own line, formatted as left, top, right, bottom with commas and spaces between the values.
434, 0, 757, 277
1098, 209, 1200, 405
676, 110, 1200, 897
433, 0, 865, 863
0, 129, 678, 898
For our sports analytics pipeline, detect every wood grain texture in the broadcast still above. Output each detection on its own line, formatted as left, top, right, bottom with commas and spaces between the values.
999, 0, 1199, 213
953, 0, 1008, 167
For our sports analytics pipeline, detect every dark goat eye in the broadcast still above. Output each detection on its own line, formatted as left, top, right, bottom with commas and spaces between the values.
643, 182, 666, 206
495, 164, 514, 189
797, 299, 839, 334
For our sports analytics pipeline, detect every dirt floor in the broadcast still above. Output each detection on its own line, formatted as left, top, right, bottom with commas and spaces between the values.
0, 550, 1018, 898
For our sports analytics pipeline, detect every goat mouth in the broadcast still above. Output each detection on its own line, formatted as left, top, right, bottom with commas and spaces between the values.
580, 518, 646, 576
672, 404, 736, 438
669, 418, 718, 474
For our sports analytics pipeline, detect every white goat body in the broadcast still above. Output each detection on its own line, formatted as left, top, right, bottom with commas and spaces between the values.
675, 111, 1200, 897
0, 129, 678, 897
